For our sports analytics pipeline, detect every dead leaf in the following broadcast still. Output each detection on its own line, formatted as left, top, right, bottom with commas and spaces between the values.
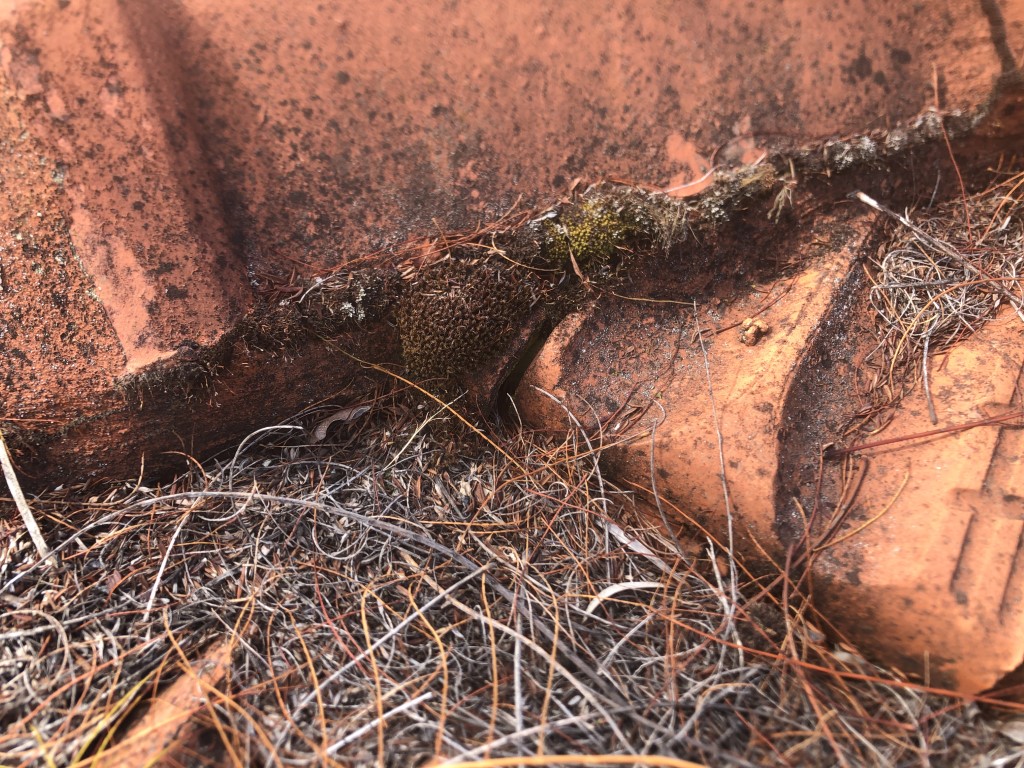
311, 404, 371, 443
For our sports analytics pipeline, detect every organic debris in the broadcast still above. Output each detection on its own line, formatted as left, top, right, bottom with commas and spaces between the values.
859, 169, 1024, 423
1, 386, 1022, 767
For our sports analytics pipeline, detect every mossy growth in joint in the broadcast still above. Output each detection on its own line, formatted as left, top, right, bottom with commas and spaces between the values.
115, 332, 237, 407
540, 191, 664, 279
297, 269, 400, 337
397, 256, 535, 380
221, 302, 304, 354
690, 163, 778, 229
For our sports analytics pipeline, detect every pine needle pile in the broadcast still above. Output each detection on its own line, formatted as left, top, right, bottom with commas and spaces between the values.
1, 388, 1022, 767
862, 170, 1024, 418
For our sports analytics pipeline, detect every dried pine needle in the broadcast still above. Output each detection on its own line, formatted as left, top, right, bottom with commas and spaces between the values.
0, 387, 1021, 767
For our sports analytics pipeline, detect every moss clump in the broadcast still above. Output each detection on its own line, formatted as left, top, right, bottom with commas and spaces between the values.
541, 192, 659, 279
493, 222, 548, 269
397, 258, 534, 379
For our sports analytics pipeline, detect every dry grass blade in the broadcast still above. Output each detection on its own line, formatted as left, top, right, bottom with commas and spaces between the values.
1, 385, 1022, 767
0, 428, 51, 563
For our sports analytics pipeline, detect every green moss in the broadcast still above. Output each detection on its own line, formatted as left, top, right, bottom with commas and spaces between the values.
397, 258, 535, 379
541, 192, 661, 278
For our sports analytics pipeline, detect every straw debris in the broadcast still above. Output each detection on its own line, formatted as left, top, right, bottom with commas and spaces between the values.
859, 170, 1024, 419
1, 388, 1021, 767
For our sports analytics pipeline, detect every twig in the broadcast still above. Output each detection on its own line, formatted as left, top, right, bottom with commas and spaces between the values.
692, 304, 739, 608
0, 428, 51, 563
922, 329, 937, 424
